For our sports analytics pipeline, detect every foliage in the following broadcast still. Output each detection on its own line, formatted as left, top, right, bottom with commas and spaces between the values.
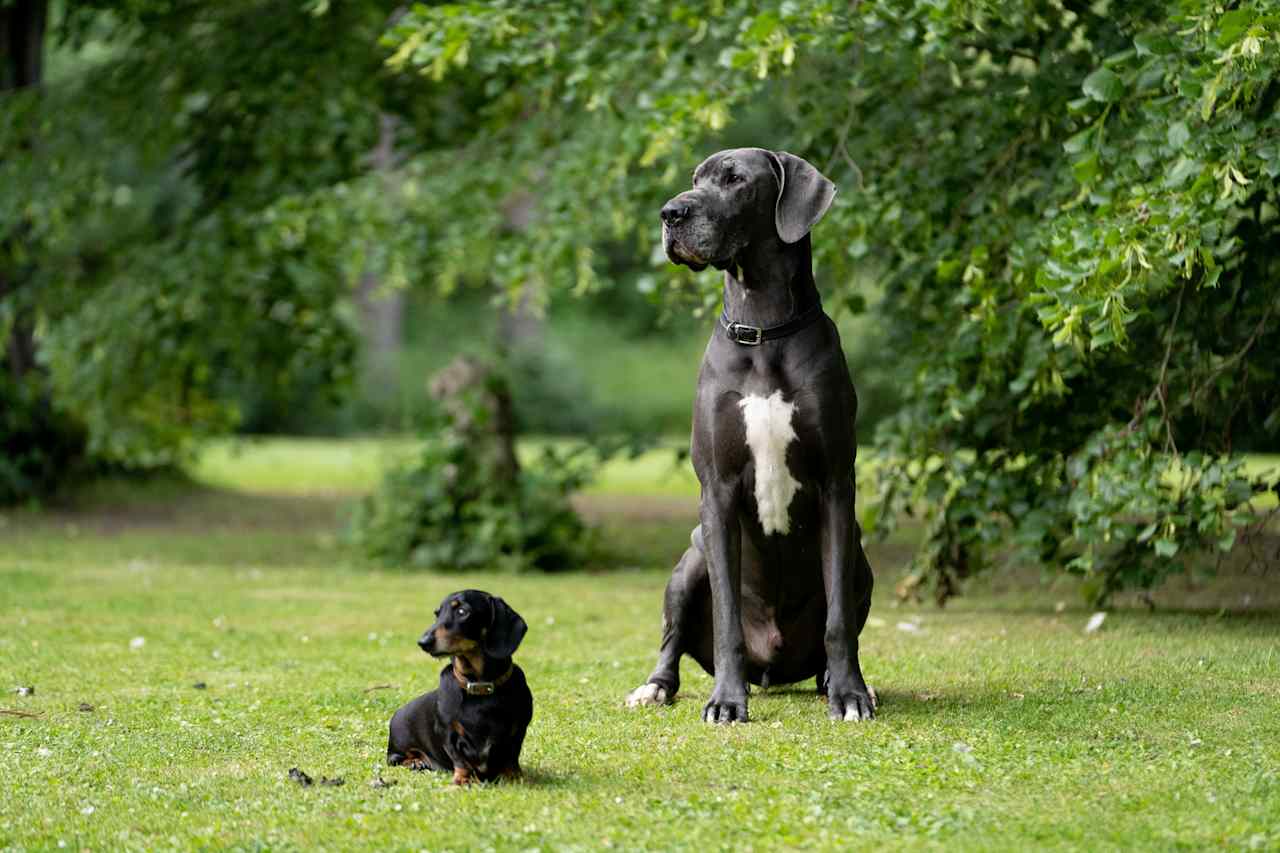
0, 368, 92, 503
8, 0, 1279, 600
1, 1, 425, 492
351, 371, 594, 572
382, 0, 1280, 604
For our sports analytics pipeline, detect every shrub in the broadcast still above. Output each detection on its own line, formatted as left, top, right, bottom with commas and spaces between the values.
0, 372, 92, 505
350, 361, 594, 571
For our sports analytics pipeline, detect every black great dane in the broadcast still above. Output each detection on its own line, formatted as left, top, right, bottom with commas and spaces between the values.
626, 148, 876, 724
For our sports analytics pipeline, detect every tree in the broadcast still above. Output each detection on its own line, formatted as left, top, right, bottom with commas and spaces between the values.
381, 0, 1280, 603
2, 0, 84, 499
0, 1, 443, 497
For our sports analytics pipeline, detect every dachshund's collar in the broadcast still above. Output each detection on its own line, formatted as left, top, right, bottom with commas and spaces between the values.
452, 660, 513, 696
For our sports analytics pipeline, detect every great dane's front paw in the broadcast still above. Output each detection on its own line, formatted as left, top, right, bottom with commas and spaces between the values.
702, 688, 748, 724
625, 682, 673, 707
828, 687, 876, 722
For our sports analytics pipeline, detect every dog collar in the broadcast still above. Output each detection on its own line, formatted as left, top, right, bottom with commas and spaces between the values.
720, 300, 824, 346
452, 661, 514, 697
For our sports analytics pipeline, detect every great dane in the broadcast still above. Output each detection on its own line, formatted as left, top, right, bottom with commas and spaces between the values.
626, 147, 876, 724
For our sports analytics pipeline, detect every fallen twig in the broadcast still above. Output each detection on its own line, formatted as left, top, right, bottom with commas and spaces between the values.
0, 708, 43, 718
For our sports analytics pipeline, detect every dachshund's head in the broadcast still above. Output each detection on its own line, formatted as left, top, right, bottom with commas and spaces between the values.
417, 590, 528, 661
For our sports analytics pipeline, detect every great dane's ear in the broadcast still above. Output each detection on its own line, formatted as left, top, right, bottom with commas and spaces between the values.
769, 151, 837, 244
483, 596, 528, 659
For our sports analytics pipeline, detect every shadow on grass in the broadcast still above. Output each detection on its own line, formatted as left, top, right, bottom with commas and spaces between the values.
388, 764, 578, 790
745, 685, 1040, 724
1, 471, 354, 536
648, 685, 1035, 724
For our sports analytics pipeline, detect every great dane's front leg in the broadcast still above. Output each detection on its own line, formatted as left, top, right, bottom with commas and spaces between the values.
701, 483, 749, 724
821, 477, 876, 721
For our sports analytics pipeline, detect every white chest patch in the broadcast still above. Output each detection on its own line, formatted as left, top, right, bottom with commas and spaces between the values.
739, 391, 800, 536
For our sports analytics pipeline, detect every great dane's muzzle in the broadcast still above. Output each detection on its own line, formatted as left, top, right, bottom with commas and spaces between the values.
661, 190, 713, 271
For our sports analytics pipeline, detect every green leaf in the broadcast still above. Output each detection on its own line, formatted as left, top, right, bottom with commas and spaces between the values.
844, 293, 868, 314
1072, 152, 1100, 185
1166, 121, 1190, 149
1063, 127, 1094, 154
1082, 67, 1125, 103
1134, 31, 1175, 56
1153, 538, 1179, 558
1216, 9, 1253, 47
1163, 157, 1202, 188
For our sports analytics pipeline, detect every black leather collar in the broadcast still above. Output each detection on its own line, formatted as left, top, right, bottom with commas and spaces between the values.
719, 300, 824, 346
452, 661, 513, 696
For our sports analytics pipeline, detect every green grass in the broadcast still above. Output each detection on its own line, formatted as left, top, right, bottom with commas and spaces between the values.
2, 440, 1278, 850
193, 436, 701, 499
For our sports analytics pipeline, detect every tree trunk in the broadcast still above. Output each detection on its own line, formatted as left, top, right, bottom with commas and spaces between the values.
1, 0, 47, 89
355, 113, 405, 397
1, 0, 48, 382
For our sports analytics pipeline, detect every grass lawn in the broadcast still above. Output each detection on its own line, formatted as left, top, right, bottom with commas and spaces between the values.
2, 439, 1278, 851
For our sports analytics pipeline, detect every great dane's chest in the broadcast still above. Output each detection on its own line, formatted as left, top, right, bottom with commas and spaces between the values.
735, 389, 809, 535
695, 353, 837, 537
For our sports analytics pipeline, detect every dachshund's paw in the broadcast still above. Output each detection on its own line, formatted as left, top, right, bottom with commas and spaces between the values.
625, 682, 672, 707
400, 749, 435, 771
451, 767, 473, 786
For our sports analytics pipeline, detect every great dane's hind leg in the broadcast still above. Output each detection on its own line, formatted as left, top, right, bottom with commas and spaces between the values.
626, 528, 708, 707
821, 478, 876, 722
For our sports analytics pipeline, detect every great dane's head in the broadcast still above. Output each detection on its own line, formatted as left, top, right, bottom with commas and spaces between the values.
660, 148, 836, 272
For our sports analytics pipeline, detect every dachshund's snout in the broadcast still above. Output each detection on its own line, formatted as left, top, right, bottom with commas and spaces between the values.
418, 630, 435, 654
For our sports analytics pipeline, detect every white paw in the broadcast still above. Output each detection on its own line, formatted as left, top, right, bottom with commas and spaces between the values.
625, 683, 669, 707
869, 685, 878, 708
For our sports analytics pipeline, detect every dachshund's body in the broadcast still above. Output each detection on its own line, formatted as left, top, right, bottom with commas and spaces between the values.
387, 590, 532, 784
387, 660, 532, 784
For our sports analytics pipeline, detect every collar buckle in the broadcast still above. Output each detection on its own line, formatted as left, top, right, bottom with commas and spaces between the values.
453, 661, 514, 696
726, 322, 763, 346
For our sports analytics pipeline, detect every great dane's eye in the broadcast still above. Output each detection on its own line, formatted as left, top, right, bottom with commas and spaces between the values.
725, 172, 741, 184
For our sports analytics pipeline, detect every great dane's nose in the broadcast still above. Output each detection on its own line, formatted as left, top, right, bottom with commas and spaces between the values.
661, 199, 691, 225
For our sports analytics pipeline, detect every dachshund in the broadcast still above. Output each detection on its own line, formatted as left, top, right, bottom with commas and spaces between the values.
387, 589, 532, 785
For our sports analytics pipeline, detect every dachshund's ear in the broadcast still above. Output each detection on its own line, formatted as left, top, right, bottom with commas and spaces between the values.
769, 151, 837, 244
483, 596, 527, 658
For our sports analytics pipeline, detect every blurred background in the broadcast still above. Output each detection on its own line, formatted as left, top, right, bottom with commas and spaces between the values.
3, 1, 1277, 605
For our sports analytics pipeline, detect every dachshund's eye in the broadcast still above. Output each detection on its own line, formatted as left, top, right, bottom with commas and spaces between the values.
457, 606, 470, 619
725, 172, 741, 184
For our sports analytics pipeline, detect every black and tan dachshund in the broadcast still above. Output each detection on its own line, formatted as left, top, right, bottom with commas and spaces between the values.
387, 589, 532, 785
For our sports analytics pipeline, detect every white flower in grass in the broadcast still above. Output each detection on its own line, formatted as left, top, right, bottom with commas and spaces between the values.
130, 637, 146, 650
1084, 612, 1107, 634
